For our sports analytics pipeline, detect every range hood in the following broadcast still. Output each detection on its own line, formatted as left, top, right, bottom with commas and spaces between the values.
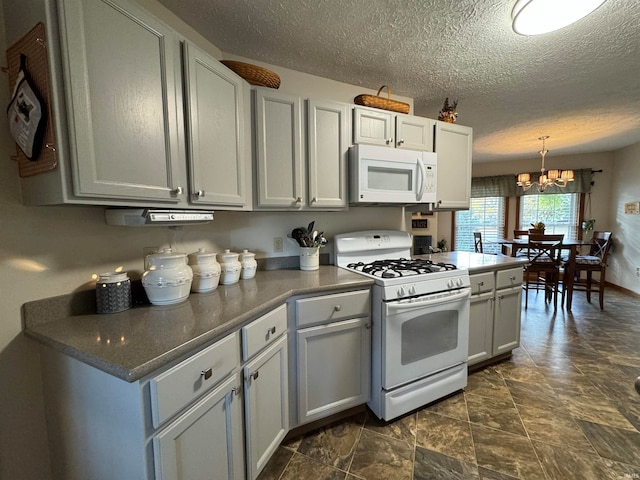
105, 208, 214, 226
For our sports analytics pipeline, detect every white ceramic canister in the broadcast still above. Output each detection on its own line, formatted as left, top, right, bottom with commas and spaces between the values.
142, 248, 193, 305
96, 271, 132, 314
187, 248, 221, 293
218, 249, 241, 285
239, 249, 257, 279
299, 246, 320, 271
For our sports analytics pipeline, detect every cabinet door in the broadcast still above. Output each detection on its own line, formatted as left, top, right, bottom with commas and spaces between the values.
433, 121, 473, 210
396, 115, 434, 151
59, 0, 185, 202
353, 107, 395, 146
153, 373, 244, 480
244, 335, 289, 480
254, 90, 304, 208
493, 286, 522, 356
183, 42, 250, 208
297, 317, 371, 425
468, 292, 494, 366
307, 99, 349, 209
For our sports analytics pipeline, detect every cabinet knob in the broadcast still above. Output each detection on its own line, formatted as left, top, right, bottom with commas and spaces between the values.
386, 138, 393, 145
334, 305, 341, 312
398, 139, 405, 145
201, 368, 213, 380
365, 323, 371, 329
196, 190, 205, 197
478, 281, 484, 286
171, 186, 183, 195
267, 326, 276, 335
311, 197, 318, 204
250, 371, 259, 380
231, 386, 240, 396
510, 276, 516, 281
295, 197, 302, 204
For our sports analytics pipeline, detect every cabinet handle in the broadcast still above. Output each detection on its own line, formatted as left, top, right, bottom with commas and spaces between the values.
201, 368, 213, 380
295, 197, 302, 203
171, 186, 183, 195
267, 326, 276, 335
510, 276, 516, 281
250, 371, 259, 380
311, 197, 317, 204
386, 138, 393, 145
365, 323, 371, 329
196, 190, 205, 197
498, 295, 504, 300
478, 281, 484, 286
334, 305, 342, 312
231, 386, 240, 396
397, 139, 405, 145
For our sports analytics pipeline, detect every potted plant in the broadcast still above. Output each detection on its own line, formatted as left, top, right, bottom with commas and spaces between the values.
582, 219, 596, 241
529, 221, 545, 234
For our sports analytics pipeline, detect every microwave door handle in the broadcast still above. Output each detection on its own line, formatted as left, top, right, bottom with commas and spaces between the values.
386, 288, 471, 313
416, 156, 427, 202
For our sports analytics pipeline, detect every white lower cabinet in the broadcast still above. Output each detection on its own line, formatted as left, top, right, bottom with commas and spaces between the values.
243, 335, 289, 480
468, 268, 523, 366
153, 373, 245, 480
290, 289, 371, 428
297, 317, 371, 424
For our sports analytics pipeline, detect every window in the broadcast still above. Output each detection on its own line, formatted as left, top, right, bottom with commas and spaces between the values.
519, 193, 580, 240
455, 196, 506, 253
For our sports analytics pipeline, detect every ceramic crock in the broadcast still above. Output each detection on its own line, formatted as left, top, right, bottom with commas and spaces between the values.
239, 249, 257, 279
187, 248, 221, 293
142, 248, 193, 305
218, 249, 241, 285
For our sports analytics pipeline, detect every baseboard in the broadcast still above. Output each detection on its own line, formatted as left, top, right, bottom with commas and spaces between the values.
606, 282, 640, 299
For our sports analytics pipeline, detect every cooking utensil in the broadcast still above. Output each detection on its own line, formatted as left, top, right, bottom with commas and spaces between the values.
291, 228, 305, 246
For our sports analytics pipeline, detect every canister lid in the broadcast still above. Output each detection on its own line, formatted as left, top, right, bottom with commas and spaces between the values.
97, 272, 129, 284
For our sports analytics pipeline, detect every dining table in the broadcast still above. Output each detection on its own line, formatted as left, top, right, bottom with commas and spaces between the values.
491, 237, 591, 311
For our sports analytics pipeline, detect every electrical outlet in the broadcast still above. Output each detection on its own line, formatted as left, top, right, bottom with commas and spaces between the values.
636, 266, 640, 278
273, 237, 284, 253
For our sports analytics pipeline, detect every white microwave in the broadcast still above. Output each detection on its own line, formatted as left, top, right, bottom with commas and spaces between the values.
349, 144, 437, 205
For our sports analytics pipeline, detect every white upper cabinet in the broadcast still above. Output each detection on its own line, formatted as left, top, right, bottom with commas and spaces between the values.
58, 0, 186, 203
254, 90, 349, 210
432, 121, 473, 210
353, 106, 434, 151
254, 89, 304, 208
307, 99, 349, 209
183, 42, 252, 209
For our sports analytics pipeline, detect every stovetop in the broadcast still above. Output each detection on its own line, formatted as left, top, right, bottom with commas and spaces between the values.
346, 258, 458, 279
335, 230, 470, 299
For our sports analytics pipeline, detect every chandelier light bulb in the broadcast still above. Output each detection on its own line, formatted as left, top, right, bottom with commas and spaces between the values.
512, 0, 607, 36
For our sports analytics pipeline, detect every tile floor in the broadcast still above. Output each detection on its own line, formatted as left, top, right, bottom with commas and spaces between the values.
259, 288, 640, 480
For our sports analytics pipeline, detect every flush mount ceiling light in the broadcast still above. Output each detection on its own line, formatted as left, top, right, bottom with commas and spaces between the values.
512, 0, 607, 35
517, 136, 574, 192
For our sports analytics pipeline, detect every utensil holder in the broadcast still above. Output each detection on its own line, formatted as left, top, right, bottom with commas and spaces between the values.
300, 247, 319, 271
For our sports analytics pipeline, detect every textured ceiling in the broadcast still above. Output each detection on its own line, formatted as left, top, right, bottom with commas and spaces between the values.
157, 0, 640, 162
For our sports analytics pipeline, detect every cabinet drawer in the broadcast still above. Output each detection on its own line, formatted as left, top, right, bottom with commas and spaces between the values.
470, 272, 494, 295
296, 289, 370, 328
242, 304, 288, 361
496, 268, 524, 289
150, 331, 240, 428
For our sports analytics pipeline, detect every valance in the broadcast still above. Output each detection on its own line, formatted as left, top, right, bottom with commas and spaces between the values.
471, 175, 518, 198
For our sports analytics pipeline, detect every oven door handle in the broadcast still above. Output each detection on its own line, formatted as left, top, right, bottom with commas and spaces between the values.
386, 287, 471, 312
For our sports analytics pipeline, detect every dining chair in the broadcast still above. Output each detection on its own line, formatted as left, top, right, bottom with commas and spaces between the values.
522, 233, 564, 310
473, 232, 483, 253
566, 231, 613, 310
513, 229, 529, 238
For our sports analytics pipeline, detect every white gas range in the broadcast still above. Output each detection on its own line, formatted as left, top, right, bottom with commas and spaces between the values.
335, 230, 471, 421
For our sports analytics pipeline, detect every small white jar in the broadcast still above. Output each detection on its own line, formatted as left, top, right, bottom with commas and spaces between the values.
142, 248, 193, 305
187, 248, 221, 293
240, 249, 257, 279
218, 249, 241, 285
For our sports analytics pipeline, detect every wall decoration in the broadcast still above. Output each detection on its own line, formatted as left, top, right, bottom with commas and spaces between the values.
412, 219, 429, 229
624, 201, 640, 214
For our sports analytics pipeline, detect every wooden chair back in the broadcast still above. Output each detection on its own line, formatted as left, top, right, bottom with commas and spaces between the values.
527, 234, 564, 264
473, 232, 483, 253
514, 229, 528, 238
589, 231, 613, 262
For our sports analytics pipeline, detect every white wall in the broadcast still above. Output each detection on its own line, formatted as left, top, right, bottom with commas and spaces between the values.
609, 143, 640, 294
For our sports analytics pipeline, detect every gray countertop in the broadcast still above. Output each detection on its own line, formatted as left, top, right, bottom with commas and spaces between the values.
416, 251, 528, 274
22, 267, 373, 383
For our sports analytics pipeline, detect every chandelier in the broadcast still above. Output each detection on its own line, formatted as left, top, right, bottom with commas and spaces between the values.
517, 136, 574, 192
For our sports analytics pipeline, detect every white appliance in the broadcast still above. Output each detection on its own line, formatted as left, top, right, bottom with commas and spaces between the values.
335, 230, 470, 421
349, 144, 437, 205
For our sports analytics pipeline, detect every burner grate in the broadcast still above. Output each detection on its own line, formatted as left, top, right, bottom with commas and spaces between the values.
346, 258, 457, 278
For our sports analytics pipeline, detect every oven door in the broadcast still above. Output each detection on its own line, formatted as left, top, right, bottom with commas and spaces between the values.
382, 287, 470, 390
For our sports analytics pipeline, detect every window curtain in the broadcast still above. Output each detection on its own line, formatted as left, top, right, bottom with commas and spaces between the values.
471, 175, 518, 198
516, 168, 592, 196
